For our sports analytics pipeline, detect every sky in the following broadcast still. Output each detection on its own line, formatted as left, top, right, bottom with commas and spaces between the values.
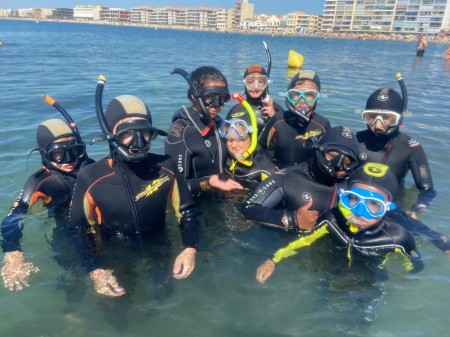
0, 1, 326, 15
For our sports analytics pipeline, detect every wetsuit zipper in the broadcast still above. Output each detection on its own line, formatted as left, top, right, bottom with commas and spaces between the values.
120, 168, 142, 239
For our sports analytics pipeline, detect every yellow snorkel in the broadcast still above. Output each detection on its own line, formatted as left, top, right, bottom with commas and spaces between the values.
231, 92, 258, 160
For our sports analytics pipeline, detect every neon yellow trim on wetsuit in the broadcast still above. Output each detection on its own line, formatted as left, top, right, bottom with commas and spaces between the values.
380, 247, 415, 272
229, 158, 253, 171
272, 225, 329, 263
231, 92, 257, 160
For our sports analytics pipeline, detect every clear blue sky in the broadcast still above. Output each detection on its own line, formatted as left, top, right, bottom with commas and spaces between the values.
1, 1, 326, 15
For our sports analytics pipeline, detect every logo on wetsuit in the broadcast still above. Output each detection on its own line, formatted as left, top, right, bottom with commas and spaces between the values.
135, 174, 170, 201
295, 130, 322, 141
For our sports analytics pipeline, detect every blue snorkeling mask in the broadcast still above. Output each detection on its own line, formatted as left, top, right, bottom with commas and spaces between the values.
338, 186, 396, 220
218, 118, 254, 140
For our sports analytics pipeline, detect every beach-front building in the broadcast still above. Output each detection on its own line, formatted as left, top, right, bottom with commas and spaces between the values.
321, 0, 450, 34
73, 6, 107, 22
287, 11, 321, 35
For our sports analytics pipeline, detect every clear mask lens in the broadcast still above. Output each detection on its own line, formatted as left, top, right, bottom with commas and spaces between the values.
116, 127, 157, 147
285, 89, 319, 105
338, 187, 389, 219
200, 86, 231, 108
218, 119, 251, 140
46, 142, 85, 164
362, 110, 401, 127
325, 149, 357, 172
243, 75, 269, 91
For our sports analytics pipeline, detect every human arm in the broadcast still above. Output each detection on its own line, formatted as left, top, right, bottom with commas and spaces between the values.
170, 167, 200, 279
408, 142, 436, 217
256, 224, 329, 283
388, 209, 450, 259
241, 174, 297, 231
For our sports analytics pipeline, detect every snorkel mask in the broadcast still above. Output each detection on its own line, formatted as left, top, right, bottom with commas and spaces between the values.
33, 95, 87, 169
362, 73, 407, 138
94, 76, 166, 162
172, 67, 230, 124
220, 92, 258, 161
285, 70, 321, 126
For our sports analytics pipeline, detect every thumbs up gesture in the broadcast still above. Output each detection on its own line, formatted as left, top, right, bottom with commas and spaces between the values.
295, 198, 319, 231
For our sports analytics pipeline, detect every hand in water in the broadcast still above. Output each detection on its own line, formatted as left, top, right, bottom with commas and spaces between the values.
89, 268, 125, 297
209, 175, 244, 192
173, 247, 197, 279
256, 259, 276, 283
1, 251, 39, 291
296, 198, 319, 231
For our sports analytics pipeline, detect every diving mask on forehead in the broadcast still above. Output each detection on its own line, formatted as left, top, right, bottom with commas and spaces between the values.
243, 74, 270, 91
362, 110, 402, 127
338, 186, 396, 220
200, 86, 231, 109
218, 119, 254, 140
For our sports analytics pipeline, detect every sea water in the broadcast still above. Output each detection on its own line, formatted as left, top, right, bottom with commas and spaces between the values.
0, 19, 449, 337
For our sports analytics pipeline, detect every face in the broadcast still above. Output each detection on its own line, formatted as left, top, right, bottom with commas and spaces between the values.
291, 80, 319, 116
244, 73, 269, 99
347, 182, 389, 229
367, 114, 398, 133
195, 80, 228, 119
225, 124, 252, 159
324, 150, 354, 178
49, 136, 78, 172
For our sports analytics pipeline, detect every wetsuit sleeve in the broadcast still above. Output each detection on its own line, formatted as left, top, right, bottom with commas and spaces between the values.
1, 171, 51, 253
241, 174, 298, 231
164, 123, 212, 196
408, 143, 436, 214
170, 168, 200, 249
272, 224, 329, 263
388, 209, 450, 253
258, 103, 283, 151
68, 172, 101, 272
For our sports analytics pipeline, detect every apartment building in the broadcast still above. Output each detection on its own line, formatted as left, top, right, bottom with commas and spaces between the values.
322, 0, 450, 34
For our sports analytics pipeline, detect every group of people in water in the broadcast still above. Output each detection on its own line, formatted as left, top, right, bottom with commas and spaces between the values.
2, 59, 449, 297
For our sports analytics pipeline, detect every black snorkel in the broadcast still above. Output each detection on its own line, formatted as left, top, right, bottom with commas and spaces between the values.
171, 68, 210, 124
95, 75, 147, 162
262, 40, 272, 96
396, 72, 408, 113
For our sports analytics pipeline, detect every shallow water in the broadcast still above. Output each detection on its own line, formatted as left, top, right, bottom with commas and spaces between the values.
1, 19, 450, 336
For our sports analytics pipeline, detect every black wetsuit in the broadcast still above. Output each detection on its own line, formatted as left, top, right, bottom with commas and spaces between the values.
265, 110, 331, 168
271, 208, 423, 273
228, 99, 284, 148
164, 106, 227, 196
69, 154, 199, 272
242, 162, 346, 232
356, 129, 436, 213
223, 149, 277, 190
1, 160, 92, 253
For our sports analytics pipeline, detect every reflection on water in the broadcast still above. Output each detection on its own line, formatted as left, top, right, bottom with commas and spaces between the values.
1, 20, 450, 336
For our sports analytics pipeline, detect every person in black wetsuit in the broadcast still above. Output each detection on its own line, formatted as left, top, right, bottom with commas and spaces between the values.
256, 162, 423, 284
220, 95, 277, 190
1, 117, 91, 291
227, 64, 283, 148
69, 88, 199, 297
263, 70, 331, 168
356, 82, 436, 219
164, 66, 243, 197
242, 126, 359, 233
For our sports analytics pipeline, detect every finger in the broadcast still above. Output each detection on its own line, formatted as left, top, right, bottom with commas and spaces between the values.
304, 198, 314, 210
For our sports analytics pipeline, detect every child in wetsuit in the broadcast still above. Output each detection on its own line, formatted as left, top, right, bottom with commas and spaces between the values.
256, 162, 422, 283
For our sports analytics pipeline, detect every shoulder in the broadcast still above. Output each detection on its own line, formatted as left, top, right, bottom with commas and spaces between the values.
310, 113, 331, 128
398, 132, 423, 149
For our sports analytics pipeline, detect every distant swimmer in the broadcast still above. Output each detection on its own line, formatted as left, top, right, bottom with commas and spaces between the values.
416, 34, 428, 57
443, 46, 450, 60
